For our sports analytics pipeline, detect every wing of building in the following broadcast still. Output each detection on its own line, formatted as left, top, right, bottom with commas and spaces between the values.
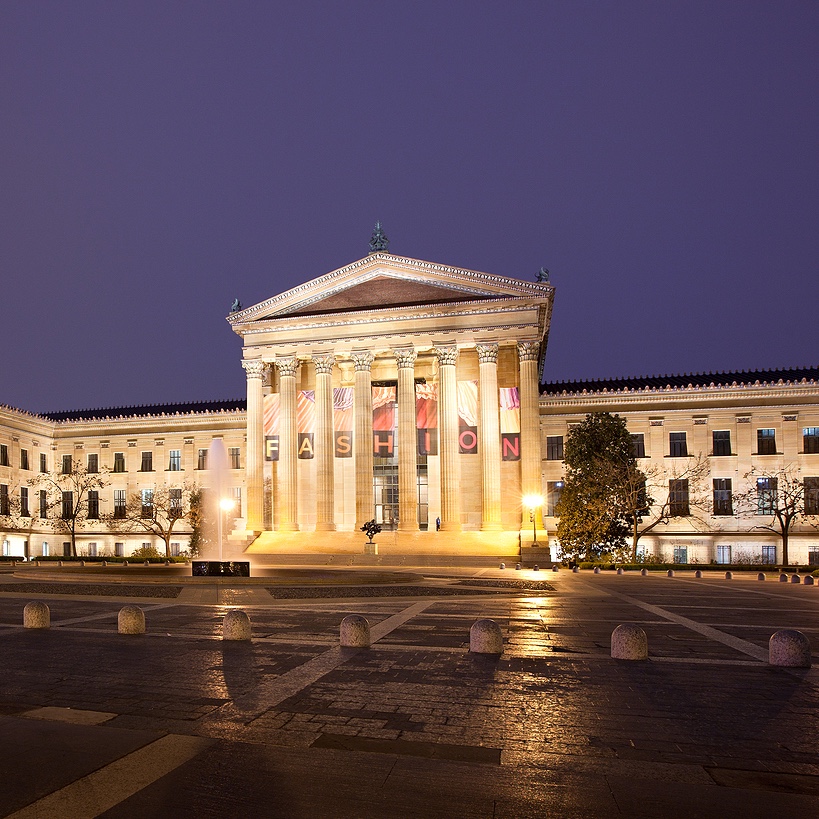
1, 241, 817, 565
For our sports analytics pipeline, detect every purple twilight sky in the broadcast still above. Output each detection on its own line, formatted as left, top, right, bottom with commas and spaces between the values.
1, 1, 817, 415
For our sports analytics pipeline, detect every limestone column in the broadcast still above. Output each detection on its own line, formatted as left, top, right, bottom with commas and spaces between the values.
476, 344, 502, 530
352, 351, 374, 528
275, 356, 299, 531
241, 359, 266, 531
312, 353, 336, 531
395, 347, 418, 531
518, 341, 542, 531
434, 345, 461, 532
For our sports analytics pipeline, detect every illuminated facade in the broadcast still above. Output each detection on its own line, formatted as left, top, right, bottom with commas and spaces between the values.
0, 242, 817, 563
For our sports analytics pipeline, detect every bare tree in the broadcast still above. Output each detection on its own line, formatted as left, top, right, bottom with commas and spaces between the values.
29, 460, 109, 557
106, 482, 197, 558
733, 464, 819, 566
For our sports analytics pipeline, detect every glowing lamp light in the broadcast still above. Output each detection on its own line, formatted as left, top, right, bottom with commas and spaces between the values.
523, 494, 544, 546
219, 498, 236, 512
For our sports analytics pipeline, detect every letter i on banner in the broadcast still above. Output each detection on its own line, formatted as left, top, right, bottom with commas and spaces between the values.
500, 387, 520, 461
334, 387, 353, 457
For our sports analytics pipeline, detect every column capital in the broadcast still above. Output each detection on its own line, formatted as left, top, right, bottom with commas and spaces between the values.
517, 341, 540, 362
351, 350, 374, 371
393, 347, 417, 369
476, 343, 499, 364
312, 353, 335, 375
433, 345, 459, 367
242, 359, 267, 380
275, 356, 299, 378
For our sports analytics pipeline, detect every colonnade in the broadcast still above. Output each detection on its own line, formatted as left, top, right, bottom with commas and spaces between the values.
243, 342, 542, 534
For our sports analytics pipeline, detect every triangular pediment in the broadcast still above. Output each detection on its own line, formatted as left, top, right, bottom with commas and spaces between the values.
229, 253, 552, 326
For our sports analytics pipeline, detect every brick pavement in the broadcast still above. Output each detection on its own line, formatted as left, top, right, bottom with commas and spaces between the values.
0, 568, 817, 817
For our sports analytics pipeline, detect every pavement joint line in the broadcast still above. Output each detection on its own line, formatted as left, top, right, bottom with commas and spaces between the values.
5, 733, 213, 819
230, 600, 434, 717
586, 582, 769, 662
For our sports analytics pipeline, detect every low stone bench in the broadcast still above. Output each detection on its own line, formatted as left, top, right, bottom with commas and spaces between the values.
23, 602, 50, 629
769, 630, 811, 667
223, 609, 251, 641
118, 605, 145, 635
469, 618, 503, 655
611, 624, 648, 660
340, 615, 370, 648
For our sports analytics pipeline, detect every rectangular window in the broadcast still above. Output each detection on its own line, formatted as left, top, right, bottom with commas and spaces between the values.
88, 542, 97, 557
42, 542, 49, 557
762, 544, 776, 564
713, 478, 733, 516
229, 447, 241, 469
115, 542, 124, 557
0, 444, 8, 466
61, 455, 72, 474
39, 452, 47, 473
716, 544, 732, 564
757, 428, 777, 455
114, 490, 126, 519
87, 453, 98, 473
712, 430, 732, 457
61, 491, 74, 519
803, 427, 819, 454
231, 486, 242, 518
171, 542, 181, 557
669, 479, 690, 516
546, 480, 564, 516
197, 449, 208, 470
669, 432, 688, 458
546, 436, 564, 461
87, 490, 99, 520
804, 477, 819, 516
757, 477, 778, 514
808, 546, 819, 567
169, 488, 183, 516
168, 450, 181, 471
20, 449, 29, 470
140, 452, 153, 472
0, 485, 8, 516
20, 487, 29, 517
141, 489, 153, 518
39, 490, 48, 519
672, 546, 687, 564
113, 452, 126, 473
630, 433, 646, 458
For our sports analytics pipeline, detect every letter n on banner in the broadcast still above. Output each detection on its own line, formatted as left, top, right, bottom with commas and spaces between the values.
333, 387, 353, 457
372, 385, 396, 457
458, 380, 478, 454
500, 387, 521, 461
416, 382, 438, 455
263, 394, 280, 461
297, 390, 315, 459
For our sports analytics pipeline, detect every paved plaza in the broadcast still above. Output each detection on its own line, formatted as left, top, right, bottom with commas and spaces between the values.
0, 566, 817, 817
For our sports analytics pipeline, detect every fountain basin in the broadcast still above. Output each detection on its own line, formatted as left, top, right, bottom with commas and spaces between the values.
192, 561, 250, 577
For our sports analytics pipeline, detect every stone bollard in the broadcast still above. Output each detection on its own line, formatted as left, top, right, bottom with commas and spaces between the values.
641, 568, 648, 576
123, 561, 129, 567
779, 573, 788, 582
515, 563, 521, 571
616, 568, 624, 575
667, 570, 675, 577
804, 576, 815, 586
101, 560, 107, 567
758, 572, 766, 581
552, 565, 559, 572
35, 560, 40, 567
769, 630, 812, 667
725, 571, 733, 580
611, 624, 648, 660
533, 565, 539, 572
165, 560, 170, 567
695, 570, 703, 578
80, 560, 85, 567
572, 566, 579, 573
791, 574, 801, 584
118, 605, 145, 635
469, 618, 503, 655
58, 561, 63, 567
340, 615, 370, 648
593, 567, 601, 574
223, 609, 251, 641
499, 563, 505, 570
23, 602, 50, 629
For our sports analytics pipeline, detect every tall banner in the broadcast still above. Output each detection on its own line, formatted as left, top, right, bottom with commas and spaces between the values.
416, 382, 438, 455
457, 380, 479, 454
297, 390, 315, 459
333, 387, 353, 458
499, 387, 521, 461
372, 386, 396, 458
264, 394, 280, 461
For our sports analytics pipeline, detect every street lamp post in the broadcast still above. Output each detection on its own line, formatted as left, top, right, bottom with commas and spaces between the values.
523, 494, 544, 547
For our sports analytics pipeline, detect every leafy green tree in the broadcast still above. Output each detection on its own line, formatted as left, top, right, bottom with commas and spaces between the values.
555, 412, 640, 561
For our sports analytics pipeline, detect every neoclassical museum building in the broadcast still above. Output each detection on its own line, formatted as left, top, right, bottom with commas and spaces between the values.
2, 231, 818, 564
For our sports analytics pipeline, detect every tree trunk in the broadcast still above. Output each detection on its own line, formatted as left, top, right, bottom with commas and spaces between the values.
781, 529, 789, 566
631, 520, 639, 562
